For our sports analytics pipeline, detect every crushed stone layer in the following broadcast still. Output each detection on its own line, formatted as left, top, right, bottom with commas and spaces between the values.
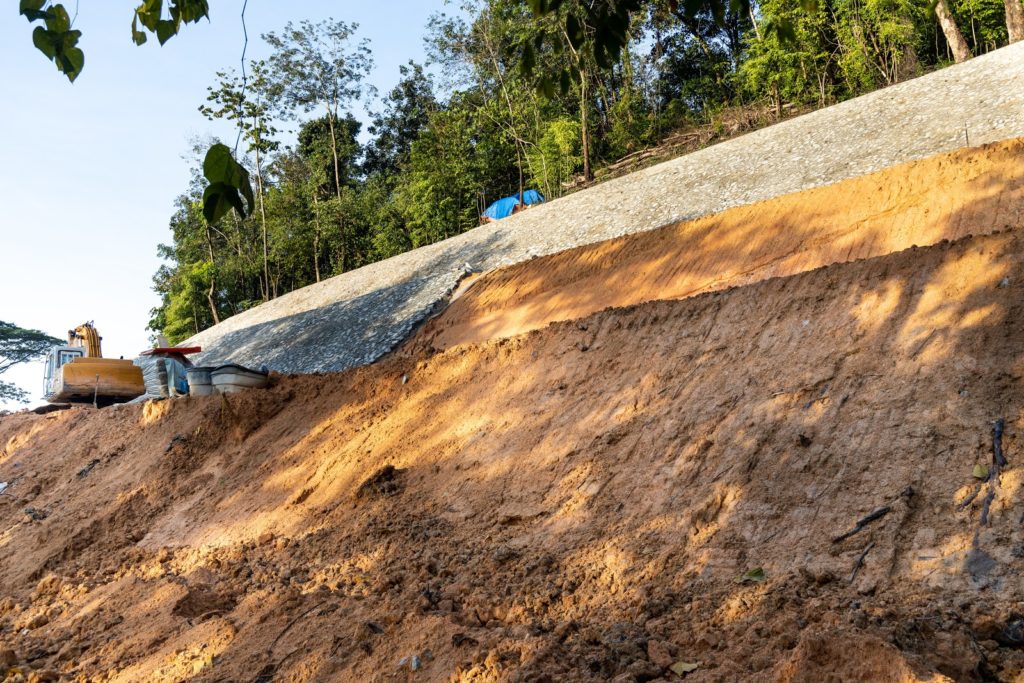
2, 229, 1024, 681
187, 42, 1024, 373
410, 138, 1024, 352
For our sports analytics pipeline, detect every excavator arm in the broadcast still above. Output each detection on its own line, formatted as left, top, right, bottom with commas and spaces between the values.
68, 322, 103, 358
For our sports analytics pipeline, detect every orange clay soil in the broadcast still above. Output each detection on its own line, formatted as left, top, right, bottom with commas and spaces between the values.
408, 139, 1024, 355
2, 225, 1024, 682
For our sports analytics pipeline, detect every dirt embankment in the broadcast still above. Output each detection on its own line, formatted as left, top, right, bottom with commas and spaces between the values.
1, 218, 1024, 681
410, 139, 1024, 354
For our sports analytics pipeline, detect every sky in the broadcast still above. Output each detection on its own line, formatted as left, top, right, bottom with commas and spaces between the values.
0, 1, 452, 409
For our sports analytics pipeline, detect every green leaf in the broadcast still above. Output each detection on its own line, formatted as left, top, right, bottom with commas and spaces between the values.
136, 0, 164, 31
203, 143, 236, 183
131, 15, 148, 45
670, 661, 699, 675
203, 182, 243, 224
19, 0, 48, 21
973, 463, 990, 480
32, 26, 58, 58
59, 46, 84, 82
44, 4, 71, 32
55, 48, 80, 79
202, 144, 254, 222
735, 567, 766, 584
173, 0, 210, 24
156, 19, 177, 45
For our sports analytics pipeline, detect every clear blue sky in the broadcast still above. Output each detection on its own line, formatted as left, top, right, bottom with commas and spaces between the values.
0, 1, 451, 408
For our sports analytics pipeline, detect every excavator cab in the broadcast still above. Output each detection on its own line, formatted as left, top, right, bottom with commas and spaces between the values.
42, 346, 87, 398
42, 322, 145, 404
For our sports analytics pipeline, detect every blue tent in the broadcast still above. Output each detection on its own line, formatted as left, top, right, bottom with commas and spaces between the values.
482, 189, 544, 221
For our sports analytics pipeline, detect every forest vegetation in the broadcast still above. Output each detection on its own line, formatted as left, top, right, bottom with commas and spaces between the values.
148, 0, 1018, 342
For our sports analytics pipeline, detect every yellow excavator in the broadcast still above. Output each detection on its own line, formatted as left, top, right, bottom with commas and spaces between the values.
42, 322, 145, 404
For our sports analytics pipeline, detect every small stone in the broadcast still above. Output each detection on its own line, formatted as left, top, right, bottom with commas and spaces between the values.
628, 659, 661, 678
996, 617, 1024, 647
257, 532, 274, 546
647, 640, 674, 669
23, 507, 47, 522
33, 575, 61, 600
0, 648, 18, 667
492, 546, 517, 564
26, 612, 49, 629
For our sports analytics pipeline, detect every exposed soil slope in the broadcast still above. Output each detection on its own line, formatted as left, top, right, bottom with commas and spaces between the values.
2, 225, 1024, 681
411, 139, 1024, 353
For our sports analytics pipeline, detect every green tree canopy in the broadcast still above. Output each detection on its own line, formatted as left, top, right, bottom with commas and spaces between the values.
0, 321, 61, 403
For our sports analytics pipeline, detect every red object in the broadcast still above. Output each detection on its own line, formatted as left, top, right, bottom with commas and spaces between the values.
140, 347, 202, 357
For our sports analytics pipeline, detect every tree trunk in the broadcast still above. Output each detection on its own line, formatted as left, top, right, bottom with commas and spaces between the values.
580, 72, 592, 182
1006, 0, 1024, 42
203, 225, 220, 325
339, 215, 348, 273
254, 135, 270, 302
516, 142, 525, 202
935, 0, 972, 62
326, 113, 344, 202
326, 110, 347, 273
312, 192, 322, 283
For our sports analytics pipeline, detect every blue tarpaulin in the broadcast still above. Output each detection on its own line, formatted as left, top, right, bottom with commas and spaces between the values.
482, 190, 544, 220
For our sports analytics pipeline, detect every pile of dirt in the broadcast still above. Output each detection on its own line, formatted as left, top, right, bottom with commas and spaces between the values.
3, 148, 1024, 682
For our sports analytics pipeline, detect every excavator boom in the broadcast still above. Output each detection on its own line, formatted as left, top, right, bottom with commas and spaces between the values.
68, 322, 103, 358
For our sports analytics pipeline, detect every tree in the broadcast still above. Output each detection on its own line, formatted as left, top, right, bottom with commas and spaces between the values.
0, 322, 61, 403
739, 0, 836, 111
296, 115, 365, 273
263, 19, 374, 273
364, 62, 438, 178
200, 61, 281, 301
830, 0, 921, 88
1004, 0, 1024, 41
934, 0, 973, 61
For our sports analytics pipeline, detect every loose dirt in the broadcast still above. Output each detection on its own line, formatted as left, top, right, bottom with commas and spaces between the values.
3, 148, 1024, 682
